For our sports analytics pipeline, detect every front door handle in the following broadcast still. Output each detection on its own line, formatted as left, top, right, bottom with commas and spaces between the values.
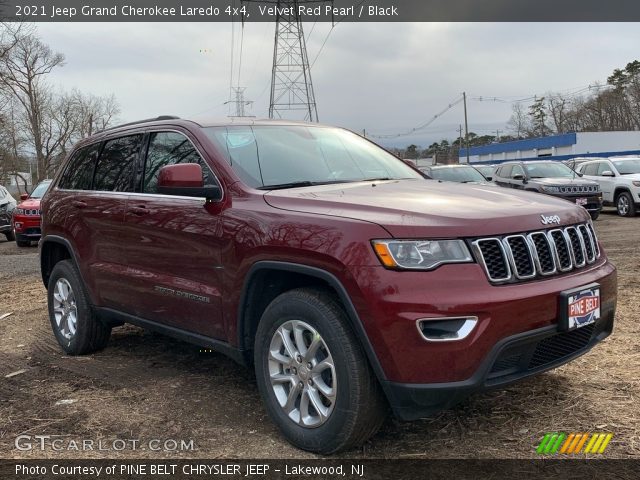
129, 205, 150, 216
71, 200, 87, 209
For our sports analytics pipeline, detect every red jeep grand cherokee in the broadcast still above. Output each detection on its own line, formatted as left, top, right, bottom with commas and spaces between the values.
40, 117, 617, 453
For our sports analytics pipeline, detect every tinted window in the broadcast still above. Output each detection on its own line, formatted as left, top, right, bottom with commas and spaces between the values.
499, 165, 512, 178
582, 163, 598, 176
59, 144, 101, 190
597, 162, 613, 175
143, 132, 216, 193
94, 135, 142, 192
205, 126, 422, 189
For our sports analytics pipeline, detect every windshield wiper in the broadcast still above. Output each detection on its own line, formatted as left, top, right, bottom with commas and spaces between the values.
258, 180, 351, 191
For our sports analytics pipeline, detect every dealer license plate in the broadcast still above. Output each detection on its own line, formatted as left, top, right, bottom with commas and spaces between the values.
560, 284, 600, 331
576, 197, 588, 206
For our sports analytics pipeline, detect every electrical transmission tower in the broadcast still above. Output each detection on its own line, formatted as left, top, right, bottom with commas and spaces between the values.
226, 87, 253, 117
243, 1, 332, 122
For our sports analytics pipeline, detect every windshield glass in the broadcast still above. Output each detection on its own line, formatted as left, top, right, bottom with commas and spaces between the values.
475, 166, 494, 176
204, 126, 423, 189
613, 159, 640, 175
431, 167, 487, 183
30, 181, 51, 199
524, 162, 574, 178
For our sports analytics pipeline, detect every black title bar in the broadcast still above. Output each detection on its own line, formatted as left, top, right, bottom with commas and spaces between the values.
2, 0, 640, 22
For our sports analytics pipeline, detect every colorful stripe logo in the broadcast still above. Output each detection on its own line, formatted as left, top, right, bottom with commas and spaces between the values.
536, 432, 613, 454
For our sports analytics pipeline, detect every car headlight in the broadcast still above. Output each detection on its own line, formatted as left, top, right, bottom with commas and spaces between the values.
372, 239, 473, 270
633, 181, 640, 187
541, 186, 562, 193
13, 208, 25, 215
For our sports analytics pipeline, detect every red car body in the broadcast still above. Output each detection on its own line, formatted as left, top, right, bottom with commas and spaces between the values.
13, 180, 52, 246
39, 118, 617, 421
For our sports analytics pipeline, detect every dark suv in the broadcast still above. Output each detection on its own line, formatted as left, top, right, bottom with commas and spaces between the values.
40, 117, 617, 453
493, 161, 603, 220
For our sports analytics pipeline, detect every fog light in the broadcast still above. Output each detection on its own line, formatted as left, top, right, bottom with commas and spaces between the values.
416, 317, 478, 342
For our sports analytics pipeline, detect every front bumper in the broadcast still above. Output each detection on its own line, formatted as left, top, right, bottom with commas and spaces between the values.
557, 193, 602, 213
384, 308, 614, 420
13, 215, 42, 239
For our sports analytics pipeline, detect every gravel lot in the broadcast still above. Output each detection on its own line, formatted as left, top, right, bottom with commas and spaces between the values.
0, 209, 638, 459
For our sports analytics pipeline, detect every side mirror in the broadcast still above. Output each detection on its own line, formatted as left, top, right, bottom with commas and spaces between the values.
157, 164, 222, 201
512, 173, 525, 181
601, 170, 615, 177
20, 193, 29, 201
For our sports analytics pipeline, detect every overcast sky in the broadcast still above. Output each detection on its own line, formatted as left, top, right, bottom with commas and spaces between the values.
37, 22, 640, 148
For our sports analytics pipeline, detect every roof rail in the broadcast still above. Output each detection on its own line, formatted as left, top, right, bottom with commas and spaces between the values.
97, 115, 181, 134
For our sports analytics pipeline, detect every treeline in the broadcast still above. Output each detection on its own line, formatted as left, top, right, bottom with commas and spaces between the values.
397, 61, 640, 160
0, 24, 119, 191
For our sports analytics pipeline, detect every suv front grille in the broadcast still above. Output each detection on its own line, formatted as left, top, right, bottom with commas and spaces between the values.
472, 223, 600, 284
558, 185, 598, 194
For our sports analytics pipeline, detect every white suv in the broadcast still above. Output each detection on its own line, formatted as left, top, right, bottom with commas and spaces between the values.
577, 157, 640, 217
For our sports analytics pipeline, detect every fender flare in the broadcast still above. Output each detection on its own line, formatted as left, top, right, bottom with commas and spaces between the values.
237, 261, 389, 384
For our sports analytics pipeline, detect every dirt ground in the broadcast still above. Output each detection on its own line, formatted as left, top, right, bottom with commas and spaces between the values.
0, 209, 638, 459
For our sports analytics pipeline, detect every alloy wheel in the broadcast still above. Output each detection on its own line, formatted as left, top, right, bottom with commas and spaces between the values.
618, 195, 630, 216
52, 278, 78, 340
268, 320, 336, 428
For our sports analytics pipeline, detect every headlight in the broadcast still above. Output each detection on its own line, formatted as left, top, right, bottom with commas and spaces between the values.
541, 186, 562, 193
13, 208, 25, 215
372, 239, 473, 270
633, 181, 640, 187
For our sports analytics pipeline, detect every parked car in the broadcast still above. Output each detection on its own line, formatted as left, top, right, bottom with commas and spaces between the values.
0, 185, 17, 241
40, 117, 617, 454
493, 161, 603, 220
12, 179, 52, 247
564, 157, 607, 172
419, 165, 489, 184
472, 164, 496, 181
577, 157, 640, 217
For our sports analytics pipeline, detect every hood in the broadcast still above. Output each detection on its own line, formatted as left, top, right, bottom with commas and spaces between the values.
531, 177, 598, 186
17, 198, 41, 210
619, 173, 640, 181
263, 179, 590, 238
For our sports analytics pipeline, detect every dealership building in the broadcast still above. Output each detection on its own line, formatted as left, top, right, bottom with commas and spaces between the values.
459, 131, 640, 164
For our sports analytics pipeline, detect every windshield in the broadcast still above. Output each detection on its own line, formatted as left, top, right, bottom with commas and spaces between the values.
524, 162, 575, 178
30, 181, 51, 199
204, 126, 423, 189
430, 167, 487, 183
475, 166, 494, 175
613, 159, 640, 175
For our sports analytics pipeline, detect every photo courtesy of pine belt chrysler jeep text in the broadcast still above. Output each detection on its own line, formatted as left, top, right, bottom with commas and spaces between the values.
39, 117, 617, 454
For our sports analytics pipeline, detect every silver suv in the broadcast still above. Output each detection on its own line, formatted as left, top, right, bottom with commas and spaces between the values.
577, 157, 640, 217
493, 161, 603, 220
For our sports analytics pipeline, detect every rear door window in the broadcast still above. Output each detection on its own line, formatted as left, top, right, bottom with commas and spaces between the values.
93, 135, 142, 192
59, 144, 101, 190
143, 131, 216, 193
499, 165, 512, 178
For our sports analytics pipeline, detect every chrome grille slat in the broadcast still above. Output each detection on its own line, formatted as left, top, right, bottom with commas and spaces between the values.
474, 223, 598, 284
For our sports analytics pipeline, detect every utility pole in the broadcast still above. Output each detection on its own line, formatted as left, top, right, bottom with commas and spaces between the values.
463, 91, 470, 164
496, 129, 501, 142
458, 124, 463, 164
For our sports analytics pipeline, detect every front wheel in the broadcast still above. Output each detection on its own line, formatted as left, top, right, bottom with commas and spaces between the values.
4, 231, 15, 241
47, 260, 111, 355
589, 211, 600, 221
254, 288, 386, 454
616, 191, 636, 217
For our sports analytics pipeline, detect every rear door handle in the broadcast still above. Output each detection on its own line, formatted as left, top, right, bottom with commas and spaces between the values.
71, 200, 87, 209
129, 206, 150, 216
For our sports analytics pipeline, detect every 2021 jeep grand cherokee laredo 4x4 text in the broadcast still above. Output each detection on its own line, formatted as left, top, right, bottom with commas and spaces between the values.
40, 117, 617, 454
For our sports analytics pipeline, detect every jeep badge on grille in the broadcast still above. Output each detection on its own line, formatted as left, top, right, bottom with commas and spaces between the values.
540, 214, 561, 225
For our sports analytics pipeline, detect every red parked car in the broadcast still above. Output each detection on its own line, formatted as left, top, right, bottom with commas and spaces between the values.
40, 117, 617, 453
13, 179, 52, 247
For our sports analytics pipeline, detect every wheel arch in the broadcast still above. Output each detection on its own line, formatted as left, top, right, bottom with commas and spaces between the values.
614, 186, 632, 200
40, 236, 83, 291
237, 261, 388, 385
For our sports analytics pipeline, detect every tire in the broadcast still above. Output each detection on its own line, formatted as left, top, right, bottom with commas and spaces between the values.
616, 191, 636, 217
47, 259, 111, 355
4, 231, 15, 242
16, 239, 30, 247
589, 211, 600, 221
254, 288, 387, 454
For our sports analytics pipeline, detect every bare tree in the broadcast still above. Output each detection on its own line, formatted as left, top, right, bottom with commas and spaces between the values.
506, 102, 531, 139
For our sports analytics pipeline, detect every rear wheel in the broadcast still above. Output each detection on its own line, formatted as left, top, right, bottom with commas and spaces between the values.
616, 191, 636, 217
47, 260, 111, 355
254, 288, 386, 454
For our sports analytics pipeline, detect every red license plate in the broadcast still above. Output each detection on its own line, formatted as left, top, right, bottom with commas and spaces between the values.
576, 197, 588, 206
